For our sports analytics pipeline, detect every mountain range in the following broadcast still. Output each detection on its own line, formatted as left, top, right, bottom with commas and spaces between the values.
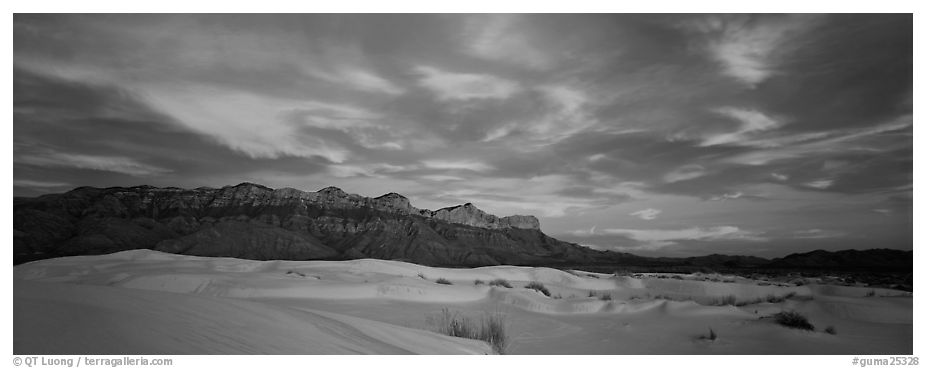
13, 183, 912, 274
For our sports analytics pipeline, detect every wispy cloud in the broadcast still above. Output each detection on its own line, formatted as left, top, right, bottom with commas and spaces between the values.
17, 151, 171, 177
415, 66, 521, 100
701, 107, 784, 146
421, 160, 493, 172
629, 208, 662, 220
687, 14, 820, 86
792, 229, 845, 239
571, 225, 767, 248
143, 85, 358, 162
663, 164, 706, 183
463, 14, 552, 70
13, 179, 72, 188
804, 179, 834, 189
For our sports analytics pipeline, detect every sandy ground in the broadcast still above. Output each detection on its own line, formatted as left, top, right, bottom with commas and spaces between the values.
14, 250, 913, 354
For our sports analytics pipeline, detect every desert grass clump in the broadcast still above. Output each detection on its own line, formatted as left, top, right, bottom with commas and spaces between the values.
524, 281, 551, 297
479, 311, 509, 354
716, 294, 737, 306
488, 279, 513, 288
774, 310, 815, 331
824, 326, 837, 335
428, 308, 509, 354
697, 327, 717, 341
436, 278, 453, 285
474, 279, 485, 286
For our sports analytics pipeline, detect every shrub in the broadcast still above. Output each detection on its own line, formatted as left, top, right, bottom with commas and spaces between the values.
524, 281, 551, 297
599, 293, 612, 301
474, 279, 485, 286
436, 278, 453, 285
774, 310, 815, 331
825, 326, 837, 335
866, 289, 877, 297
489, 279, 512, 288
428, 308, 509, 354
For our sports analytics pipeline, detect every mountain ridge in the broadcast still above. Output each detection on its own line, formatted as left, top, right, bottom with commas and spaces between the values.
12, 183, 913, 276
13, 182, 587, 266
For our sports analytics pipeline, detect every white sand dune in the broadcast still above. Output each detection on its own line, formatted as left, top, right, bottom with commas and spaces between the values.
14, 280, 490, 354
14, 250, 913, 354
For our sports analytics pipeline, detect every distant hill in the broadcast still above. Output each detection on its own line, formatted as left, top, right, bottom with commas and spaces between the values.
13, 183, 913, 274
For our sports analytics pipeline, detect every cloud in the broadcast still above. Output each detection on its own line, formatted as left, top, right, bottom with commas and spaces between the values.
687, 14, 820, 86
13, 179, 72, 189
313, 67, 404, 95
701, 107, 783, 146
418, 175, 464, 182
629, 208, 662, 220
17, 151, 172, 177
724, 115, 912, 166
142, 85, 361, 162
571, 225, 767, 248
708, 192, 743, 201
415, 66, 521, 100
792, 229, 845, 239
771, 173, 789, 181
804, 179, 834, 189
463, 14, 552, 70
421, 160, 493, 173
663, 164, 706, 183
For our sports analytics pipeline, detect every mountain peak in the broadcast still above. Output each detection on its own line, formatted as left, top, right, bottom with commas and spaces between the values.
318, 186, 346, 194
376, 192, 407, 199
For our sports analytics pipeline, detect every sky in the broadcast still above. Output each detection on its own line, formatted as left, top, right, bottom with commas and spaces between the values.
13, 14, 912, 258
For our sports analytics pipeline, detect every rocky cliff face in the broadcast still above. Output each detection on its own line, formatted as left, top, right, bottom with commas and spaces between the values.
13, 183, 583, 266
428, 203, 541, 230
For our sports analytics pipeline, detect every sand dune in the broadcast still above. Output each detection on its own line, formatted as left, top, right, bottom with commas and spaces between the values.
14, 250, 913, 354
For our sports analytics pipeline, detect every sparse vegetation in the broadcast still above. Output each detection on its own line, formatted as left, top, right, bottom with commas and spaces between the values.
436, 278, 453, 285
474, 279, 485, 286
765, 292, 797, 303
488, 279, 512, 288
524, 281, 551, 297
825, 326, 837, 335
428, 308, 509, 354
774, 310, 815, 331
716, 294, 737, 306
